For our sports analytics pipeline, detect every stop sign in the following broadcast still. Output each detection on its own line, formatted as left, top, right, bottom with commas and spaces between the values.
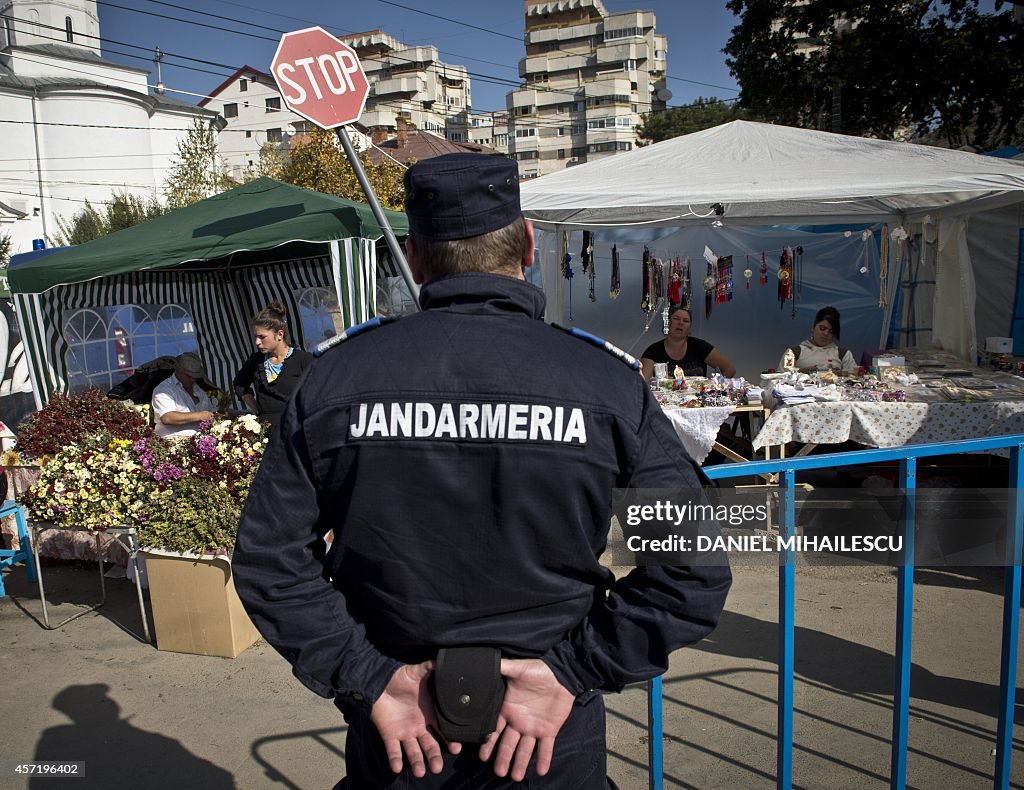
271, 27, 370, 129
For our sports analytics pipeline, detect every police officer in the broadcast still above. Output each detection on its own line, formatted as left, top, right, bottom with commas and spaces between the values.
232, 153, 732, 789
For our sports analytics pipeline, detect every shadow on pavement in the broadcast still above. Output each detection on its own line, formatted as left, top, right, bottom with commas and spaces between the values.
32, 683, 236, 789
694, 610, 1024, 725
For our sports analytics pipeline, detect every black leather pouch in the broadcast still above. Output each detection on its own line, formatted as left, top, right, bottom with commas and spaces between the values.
432, 647, 504, 743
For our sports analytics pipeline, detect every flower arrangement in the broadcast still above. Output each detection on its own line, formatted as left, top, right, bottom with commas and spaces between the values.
16, 389, 151, 461
22, 435, 159, 531
172, 414, 266, 502
21, 415, 269, 554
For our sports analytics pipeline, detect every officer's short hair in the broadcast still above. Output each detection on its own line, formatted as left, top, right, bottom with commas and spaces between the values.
404, 153, 526, 280
411, 217, 527, 280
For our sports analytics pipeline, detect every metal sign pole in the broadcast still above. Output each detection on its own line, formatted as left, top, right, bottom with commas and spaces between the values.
334, 127, 420, 308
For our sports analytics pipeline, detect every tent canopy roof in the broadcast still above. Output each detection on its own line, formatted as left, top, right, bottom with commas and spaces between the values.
9, 177, 409, 294
520, 120, 1024, 229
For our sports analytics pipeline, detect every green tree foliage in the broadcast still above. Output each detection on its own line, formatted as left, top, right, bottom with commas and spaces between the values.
0, 230, 11, 266
253, 141, 287, 181
164, 117, 232, 209
280, 127, 408, 210
724, 0, 1024, 148
636, 97, 745, 144
0, 230, 11, 297
50, 191, 164, 247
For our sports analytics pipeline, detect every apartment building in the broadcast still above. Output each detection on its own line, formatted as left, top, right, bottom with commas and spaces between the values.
452, 109, 510, 155
507, 0, 669, 179
341, 30, 471, 141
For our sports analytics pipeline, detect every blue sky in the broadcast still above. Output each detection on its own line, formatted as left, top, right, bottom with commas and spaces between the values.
94, 0, 743, 112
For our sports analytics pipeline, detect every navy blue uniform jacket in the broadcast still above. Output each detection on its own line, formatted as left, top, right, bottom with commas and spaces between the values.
232, 273, 731, 715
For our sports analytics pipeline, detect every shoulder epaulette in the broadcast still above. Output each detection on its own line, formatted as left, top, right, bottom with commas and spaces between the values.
552, 324, 639, 370
313, 316, 399, 357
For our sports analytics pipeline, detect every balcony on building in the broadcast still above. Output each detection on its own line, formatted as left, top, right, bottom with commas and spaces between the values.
373, 75, 426, 98
601, 10, 654, 39
595, 41, 647, 66
342, 30, 405, 56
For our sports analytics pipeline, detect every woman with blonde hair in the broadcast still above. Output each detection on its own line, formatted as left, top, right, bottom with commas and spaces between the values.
233, 301, 313, 429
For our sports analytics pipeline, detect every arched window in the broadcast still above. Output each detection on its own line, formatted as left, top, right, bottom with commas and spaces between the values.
295, 288, 343, 351
63, 304, 198, 392
65, 15, 73, 43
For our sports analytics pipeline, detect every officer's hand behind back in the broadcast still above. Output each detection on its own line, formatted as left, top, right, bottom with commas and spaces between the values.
479, 658, 575, 782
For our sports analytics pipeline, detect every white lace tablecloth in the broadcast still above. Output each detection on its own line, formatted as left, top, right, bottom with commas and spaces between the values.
752, 401, 1024, 450
662, 405, 736, 463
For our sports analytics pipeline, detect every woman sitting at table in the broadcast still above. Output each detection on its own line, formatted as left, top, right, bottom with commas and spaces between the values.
640, 305, 737, 380
779, 306, 857, 373
233, 301, 313, 430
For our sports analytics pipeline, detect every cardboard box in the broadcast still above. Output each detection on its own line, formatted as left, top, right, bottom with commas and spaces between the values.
142, 550, 260, 658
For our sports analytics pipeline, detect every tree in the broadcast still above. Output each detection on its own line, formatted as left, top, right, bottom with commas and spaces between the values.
252, 141, 287, 181
724, 0, 1024, 148
0, 230, 12, 266
164, 118, 232, 209
280, 127, 407, 210
51, 200, 104, 246
636, 97, 745, 145
50, 191, 164, 247
0, 230, 11, 297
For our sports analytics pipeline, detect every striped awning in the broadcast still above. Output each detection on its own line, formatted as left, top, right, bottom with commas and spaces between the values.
14, 240, 377, 408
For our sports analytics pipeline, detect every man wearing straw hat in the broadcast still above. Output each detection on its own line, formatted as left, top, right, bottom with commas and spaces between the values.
234, 153, 731, 789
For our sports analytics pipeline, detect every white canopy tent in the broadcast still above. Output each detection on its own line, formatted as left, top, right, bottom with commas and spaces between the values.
521, 121, 1024, 367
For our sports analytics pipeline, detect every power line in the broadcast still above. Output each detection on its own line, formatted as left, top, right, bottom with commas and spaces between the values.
98, 0, 735, 108
13, 7, 728, 124
5, 37, 738, 147
372, 0, 522, 42
7, 36, 725, 138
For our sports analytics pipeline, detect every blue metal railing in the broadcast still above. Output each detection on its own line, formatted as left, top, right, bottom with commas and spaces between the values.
646, 433, 1024, 790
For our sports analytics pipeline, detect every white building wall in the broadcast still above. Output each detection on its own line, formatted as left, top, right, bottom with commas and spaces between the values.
10, 45, 147, 89
209, 72, 311, 178
3, 86, 162, 253
2, 0, 100, 55
0, 90, 44, 251
149, 105, 210, 192
0, 0, 215, 257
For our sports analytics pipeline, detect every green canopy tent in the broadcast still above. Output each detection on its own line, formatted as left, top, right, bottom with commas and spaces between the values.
8, 177, 409, 408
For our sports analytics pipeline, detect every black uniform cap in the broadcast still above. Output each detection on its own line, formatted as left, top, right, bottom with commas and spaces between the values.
404, 153, 521, 241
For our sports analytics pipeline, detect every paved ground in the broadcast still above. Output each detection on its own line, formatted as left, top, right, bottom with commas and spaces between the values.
0, 559, 1022, 789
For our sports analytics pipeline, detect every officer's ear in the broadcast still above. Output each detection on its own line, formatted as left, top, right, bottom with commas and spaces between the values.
405, 235, 426, 285
521, 218, 536, 271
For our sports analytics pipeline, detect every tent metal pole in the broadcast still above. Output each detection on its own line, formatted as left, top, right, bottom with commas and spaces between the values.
335, 127, 420, 310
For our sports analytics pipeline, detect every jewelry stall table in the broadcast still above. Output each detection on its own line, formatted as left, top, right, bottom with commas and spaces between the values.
753, 399, 1024, 456
29, 522, 152, 643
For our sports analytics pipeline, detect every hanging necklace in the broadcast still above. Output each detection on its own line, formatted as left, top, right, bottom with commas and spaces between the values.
561, 231, 574, 321
610, 244, 621, 299
265, 346, 294, 384
581, 230, 596, 303
879, 224, 889, 308
641, 245, 654, 313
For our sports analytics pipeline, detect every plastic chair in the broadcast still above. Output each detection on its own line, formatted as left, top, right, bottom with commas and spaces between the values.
0, 500, 37, 597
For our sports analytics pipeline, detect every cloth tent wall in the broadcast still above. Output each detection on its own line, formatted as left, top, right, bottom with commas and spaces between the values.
970, 204, 1024, 353
13, 239, 376, 408
523, 122, 1024, 364
537, 224, 885, 378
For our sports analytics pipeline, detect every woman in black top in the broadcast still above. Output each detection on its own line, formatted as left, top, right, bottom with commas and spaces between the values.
640, 305, 737, 380
233, 301, 313, 429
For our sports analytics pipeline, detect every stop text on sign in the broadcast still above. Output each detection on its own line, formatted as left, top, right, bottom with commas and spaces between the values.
274, 50, 362, 106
